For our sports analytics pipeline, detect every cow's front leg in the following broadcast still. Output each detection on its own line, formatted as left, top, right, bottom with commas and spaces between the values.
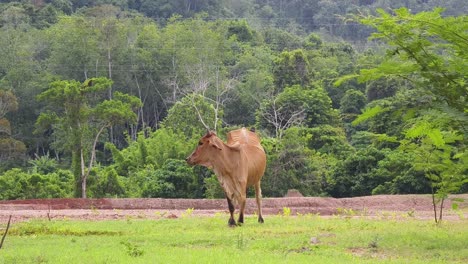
226, 197, 236, 227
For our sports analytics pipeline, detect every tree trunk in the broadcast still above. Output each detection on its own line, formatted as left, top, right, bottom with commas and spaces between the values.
81, 126, 107, 199
80, 146, 86, 199
134, 74, 145, 140
81, 175, 87, 199
107, 48, 113, 99
438, 197, 445, 224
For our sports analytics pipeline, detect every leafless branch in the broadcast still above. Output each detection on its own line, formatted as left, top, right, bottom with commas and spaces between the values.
190, 94, 211, 131
179, 65, 237, 132
260, 98, 306, 138
0, 215, 12, 250
47, 204, 52, 221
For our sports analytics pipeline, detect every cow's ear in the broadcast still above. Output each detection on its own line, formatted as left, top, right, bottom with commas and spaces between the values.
209, 140, 222, 150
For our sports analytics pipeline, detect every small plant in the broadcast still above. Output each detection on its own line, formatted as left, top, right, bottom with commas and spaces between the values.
451, 201, 465, 220
34, 255, 48, 263
154, 211, 167, 218
305, 212, 320, 218
237, 231, 246, 250
336, 208, 356, 218
368, 236, 380, 252
282, 207, 291, 217
90, 205, 99, 215
121, 241, 144, 257
125, 215, 133, 224
361, 208, 369, 217
336, 207, 344, 215
381, 212, 390, 219
407, 209, 415, 218
182, 208, 194, 218
137, 212, 146, 219
29, 153, 58, 174
213, 211, 226, 218
455, 210, 465, 220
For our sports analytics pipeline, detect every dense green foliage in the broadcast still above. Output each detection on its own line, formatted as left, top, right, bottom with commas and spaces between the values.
0, 1, 466, 199
2, 216, 468, 263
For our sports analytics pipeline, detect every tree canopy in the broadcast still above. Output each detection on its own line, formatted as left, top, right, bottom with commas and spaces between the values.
0, 1, 466, 201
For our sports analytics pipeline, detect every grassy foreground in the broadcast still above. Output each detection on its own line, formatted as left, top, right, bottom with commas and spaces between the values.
1, 214, 467, 264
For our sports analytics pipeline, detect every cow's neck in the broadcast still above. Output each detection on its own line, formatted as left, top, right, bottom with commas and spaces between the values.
210, 143, 242, 203
210, 144, 238, 176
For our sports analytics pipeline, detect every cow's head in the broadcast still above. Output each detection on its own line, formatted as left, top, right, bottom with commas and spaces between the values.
186, 130, 223, 167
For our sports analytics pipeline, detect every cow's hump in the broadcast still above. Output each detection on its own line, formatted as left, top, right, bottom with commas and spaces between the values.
227, 127, 261, 147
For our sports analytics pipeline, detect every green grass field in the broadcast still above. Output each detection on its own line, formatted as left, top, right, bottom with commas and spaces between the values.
1, 214, 467, 264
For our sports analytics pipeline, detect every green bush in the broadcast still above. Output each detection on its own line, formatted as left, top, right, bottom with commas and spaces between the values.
89, 167, 126, 198
262, 127, 323, 197
133, 159, 203, 198
0, 168, 73, 200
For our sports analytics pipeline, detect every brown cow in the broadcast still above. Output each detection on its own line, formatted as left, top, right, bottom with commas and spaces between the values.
186, 127, 267, 226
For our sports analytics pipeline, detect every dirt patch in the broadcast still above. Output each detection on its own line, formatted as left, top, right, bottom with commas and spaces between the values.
285, 189, 304, 197
0, 194, 466, 222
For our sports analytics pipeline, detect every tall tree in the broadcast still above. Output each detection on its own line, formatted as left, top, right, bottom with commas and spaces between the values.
224, 46, 275, 126
36, 77, 141, 198
46, 16, 99, 81
273, 49, 310, 92
0, 17, 48, 155
158, 17, 236, 131
349, 8, 468, 222
356, 8, 467, 113
0, 90, 26, 169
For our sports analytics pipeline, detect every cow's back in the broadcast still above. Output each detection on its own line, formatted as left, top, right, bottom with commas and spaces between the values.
227, 128, 262, 148
227, 128, 266, 186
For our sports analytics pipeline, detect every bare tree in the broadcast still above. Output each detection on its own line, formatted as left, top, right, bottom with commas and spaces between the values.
259, 97, 306, 139
182, 65, 236, 132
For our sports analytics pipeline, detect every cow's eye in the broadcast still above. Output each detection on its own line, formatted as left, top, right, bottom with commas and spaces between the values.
198, 141, 203, 146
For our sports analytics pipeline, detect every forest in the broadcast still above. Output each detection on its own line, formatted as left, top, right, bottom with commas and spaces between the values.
0, 0, 466, 200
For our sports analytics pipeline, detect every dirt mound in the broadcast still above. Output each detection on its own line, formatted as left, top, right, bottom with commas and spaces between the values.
0, 194, 466, 222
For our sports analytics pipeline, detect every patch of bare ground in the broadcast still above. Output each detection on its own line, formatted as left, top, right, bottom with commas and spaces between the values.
0, 194, 466, 222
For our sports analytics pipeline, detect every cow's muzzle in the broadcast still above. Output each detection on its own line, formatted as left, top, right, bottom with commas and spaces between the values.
186, 156, 194, 165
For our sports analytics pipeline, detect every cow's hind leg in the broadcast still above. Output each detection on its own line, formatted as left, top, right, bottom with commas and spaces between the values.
238, 194, 246, 225
255, 182, 264, 223
226, 197, 236, 227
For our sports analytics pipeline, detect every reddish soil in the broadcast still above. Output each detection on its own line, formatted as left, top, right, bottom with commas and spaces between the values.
0, 194, 467, 222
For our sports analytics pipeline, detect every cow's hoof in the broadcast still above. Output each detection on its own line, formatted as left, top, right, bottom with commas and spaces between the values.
228, 219, 237, 227
258, 217, 264, 224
